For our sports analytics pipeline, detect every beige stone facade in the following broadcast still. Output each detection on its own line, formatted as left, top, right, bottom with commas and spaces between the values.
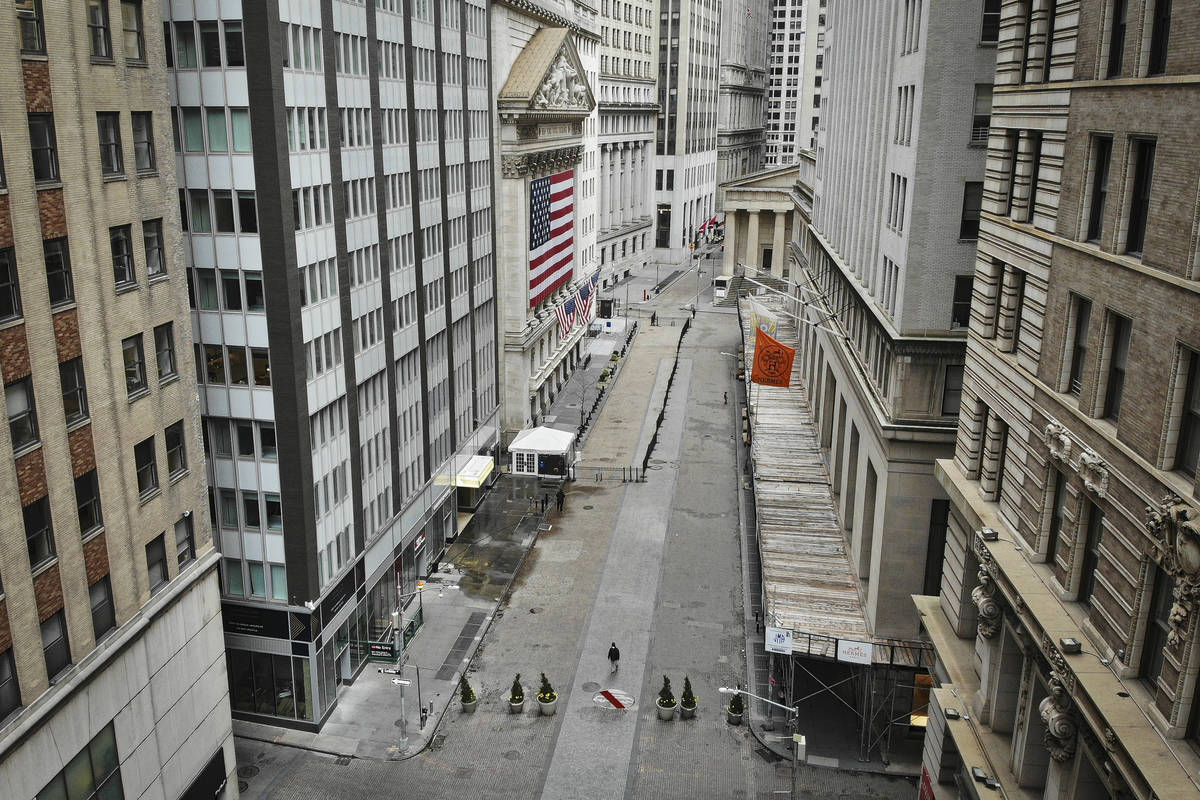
0, 5, 232, 798
921, 0, 1200, 797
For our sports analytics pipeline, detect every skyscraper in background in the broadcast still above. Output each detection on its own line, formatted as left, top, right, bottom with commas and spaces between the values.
716, 0, 769, 191
763, 0, 824, 165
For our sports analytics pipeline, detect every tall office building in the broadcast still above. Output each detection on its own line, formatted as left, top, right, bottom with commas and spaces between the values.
597, 0, 657, 291
919, 2, 1200, 797
763, 0, 823, 165
653, 0, 721, 260
0, 4, 233, 798
492, 0, 600, 435
793, 0, 995, 638
716, 0, 769, 190
166, 0, 500, 728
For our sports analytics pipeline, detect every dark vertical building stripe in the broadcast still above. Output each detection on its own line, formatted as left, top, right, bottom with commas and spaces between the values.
242, 6, 318, 603
433, 0, 460, 457
459, 4, 479, 432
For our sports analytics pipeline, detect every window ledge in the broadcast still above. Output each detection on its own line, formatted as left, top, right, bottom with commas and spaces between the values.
136, 169, 159, 179
35, 181, 63, 191
20, 53, 49, 62
127, 387, 150, 403
115, 282, 140, 297
0, 316, 24, 331
81, 526, 106, 544
30, 556, 58, 579
102, 174, 127, 184
158, 373, 180, 389
49, 300, 77, 314
138, 488, 161, 505
168, 468, 190, 485
90, 57, 115, 66
65, 416, 91, 434
11, 440, 42, 459
127, 60, 148, 69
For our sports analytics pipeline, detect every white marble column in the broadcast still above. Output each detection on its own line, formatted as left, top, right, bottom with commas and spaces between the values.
745, 211, 760, 270
723, 209, 738, 273
608, 148, 618, 229
772, 210, 787, 277
598, 144, 608, 232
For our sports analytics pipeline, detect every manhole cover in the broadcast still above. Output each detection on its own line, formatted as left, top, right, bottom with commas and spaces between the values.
649, 465, 662, 470
581, 681, 600, 692
583, 505, 594, 510
432, 734, 447, 749
237, 766, 259, 779
503, 750, 522, 761
238, 782, 249, 793
394, 719, 406, 727
530, 606, 544, 614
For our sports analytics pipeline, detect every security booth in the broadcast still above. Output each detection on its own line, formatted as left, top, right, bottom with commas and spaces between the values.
437, 453, 497, 511
509, 426, 576, 478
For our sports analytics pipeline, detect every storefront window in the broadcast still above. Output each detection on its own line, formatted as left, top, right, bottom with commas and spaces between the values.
294, 658, 313, 721
228, 650, 253, 713
273, 654, 294, 717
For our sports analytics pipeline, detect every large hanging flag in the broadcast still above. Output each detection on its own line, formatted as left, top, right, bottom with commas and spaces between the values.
555, 294, 578, 336
751, 328, 795, 388
577, 282, 594, 320
529, 169, 575, 308
748, 297, 778, 336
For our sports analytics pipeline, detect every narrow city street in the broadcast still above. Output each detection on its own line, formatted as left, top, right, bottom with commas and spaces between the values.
234, 261, 914, 799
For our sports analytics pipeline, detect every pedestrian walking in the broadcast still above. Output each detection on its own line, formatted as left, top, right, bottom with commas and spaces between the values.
723, 391, 728, 405
541, 493, 549, 513
556, 487, 565, 512
608, 642, 620, 673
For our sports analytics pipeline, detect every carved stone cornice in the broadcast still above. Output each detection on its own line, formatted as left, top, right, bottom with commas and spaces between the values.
1146, 494, 1200, 647
495, 0, 601, 39
971, 534, 1002, 639
1077, 448, 1109, 498
1044, 419, 1072, 462
1038, 669, 1079, 762
501, 145, 585, 178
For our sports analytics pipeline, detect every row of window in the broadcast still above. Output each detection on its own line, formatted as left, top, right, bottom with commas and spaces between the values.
180, 188, 259, 235
188, 268, 265, 313
196, 345, 272, 387
172, 106, 253, 154
21, 0, 145, 60
163, 19, 244, 69
27, 112, 153, 185
214, 487, 284, 531
205, 418, 277, 461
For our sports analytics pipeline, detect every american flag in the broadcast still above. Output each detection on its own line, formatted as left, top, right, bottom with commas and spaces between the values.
576, 283, 593, 320
555, 294, 578, 336
529, 169, 575, 308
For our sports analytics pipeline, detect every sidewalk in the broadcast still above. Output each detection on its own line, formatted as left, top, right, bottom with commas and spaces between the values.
233, 471, 552, 760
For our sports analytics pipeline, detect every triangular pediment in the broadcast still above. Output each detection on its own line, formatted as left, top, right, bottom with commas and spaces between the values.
721, 164, 804, 191
499, 27, 595, 115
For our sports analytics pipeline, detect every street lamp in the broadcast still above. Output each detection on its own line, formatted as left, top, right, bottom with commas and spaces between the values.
719, 687, 804, 800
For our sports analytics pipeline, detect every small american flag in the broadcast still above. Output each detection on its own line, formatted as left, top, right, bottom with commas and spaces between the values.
529, 169, 575, 308
555, 295, 578, 336
577, 283, 593, 320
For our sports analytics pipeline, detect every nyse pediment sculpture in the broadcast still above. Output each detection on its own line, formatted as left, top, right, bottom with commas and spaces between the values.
1147, 494, 1200, 647
497, 27, 595, 121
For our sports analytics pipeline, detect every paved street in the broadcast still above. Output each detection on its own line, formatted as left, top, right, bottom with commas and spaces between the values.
234, 260, 916, 800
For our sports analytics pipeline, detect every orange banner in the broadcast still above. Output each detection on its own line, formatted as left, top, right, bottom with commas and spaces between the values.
751, 328, 795, 388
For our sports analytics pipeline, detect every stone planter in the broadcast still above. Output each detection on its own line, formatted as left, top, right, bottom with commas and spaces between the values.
726, 710, 743, 726
461, 698, 478, 714
538, 697, 558, 716
680, 704, 696, 720
656, 702, 676, 721
509, 699, 524, 714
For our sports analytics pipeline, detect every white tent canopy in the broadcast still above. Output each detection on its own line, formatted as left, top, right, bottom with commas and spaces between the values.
510, 426, 575, 454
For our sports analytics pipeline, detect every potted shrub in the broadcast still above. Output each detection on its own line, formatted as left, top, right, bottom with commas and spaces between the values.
537, 672, 558, 716
656, 675, 677, 721
679, 676, 697, 720
726, 689, 744, 725
459, 675, 478, 713
509, 673, 525, 714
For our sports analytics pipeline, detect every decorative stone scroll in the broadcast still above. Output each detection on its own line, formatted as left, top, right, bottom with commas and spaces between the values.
1038, 670, 1078, 762
1044, 419, 1072, 462
1146, 494, 1200, 647
501, 145, 585, 178
1077, 449, 1109, 498
972, 535, 1001, 639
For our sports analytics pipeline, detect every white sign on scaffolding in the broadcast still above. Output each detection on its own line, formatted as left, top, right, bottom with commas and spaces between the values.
836, 639, 873, 665
765, 626, 793, 654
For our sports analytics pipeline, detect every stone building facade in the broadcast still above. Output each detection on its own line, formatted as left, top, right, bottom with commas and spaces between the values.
0, 4, 233, 798
596, 0, 656, 295
167, 0, 501, 729
716, 0, 769, 192
492, 0, 601, 435
796, 0, 995, 639
919, 1, 1200, 797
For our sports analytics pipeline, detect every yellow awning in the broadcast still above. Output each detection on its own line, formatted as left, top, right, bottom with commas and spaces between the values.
452, 455, 494, 488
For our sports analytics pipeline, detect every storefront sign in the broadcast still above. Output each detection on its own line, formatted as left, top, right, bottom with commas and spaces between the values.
222, 603, 292, 640
413, 531, 426, 551
836, 639, 873, 665
765, 626, 793, 654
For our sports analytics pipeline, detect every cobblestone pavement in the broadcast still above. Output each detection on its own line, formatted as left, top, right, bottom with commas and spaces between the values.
236, 265, 916, 800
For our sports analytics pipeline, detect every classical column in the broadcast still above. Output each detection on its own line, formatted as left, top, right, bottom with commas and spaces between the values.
745, 210, 760, 271
608, 148, 618, 229
723, 209, 738, 274
598, 144, 608, 231
618, 144, 628, 227
771, 209, 787, 277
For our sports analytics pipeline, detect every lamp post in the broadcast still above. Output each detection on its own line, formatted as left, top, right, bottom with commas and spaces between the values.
719, 686, 803, 799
